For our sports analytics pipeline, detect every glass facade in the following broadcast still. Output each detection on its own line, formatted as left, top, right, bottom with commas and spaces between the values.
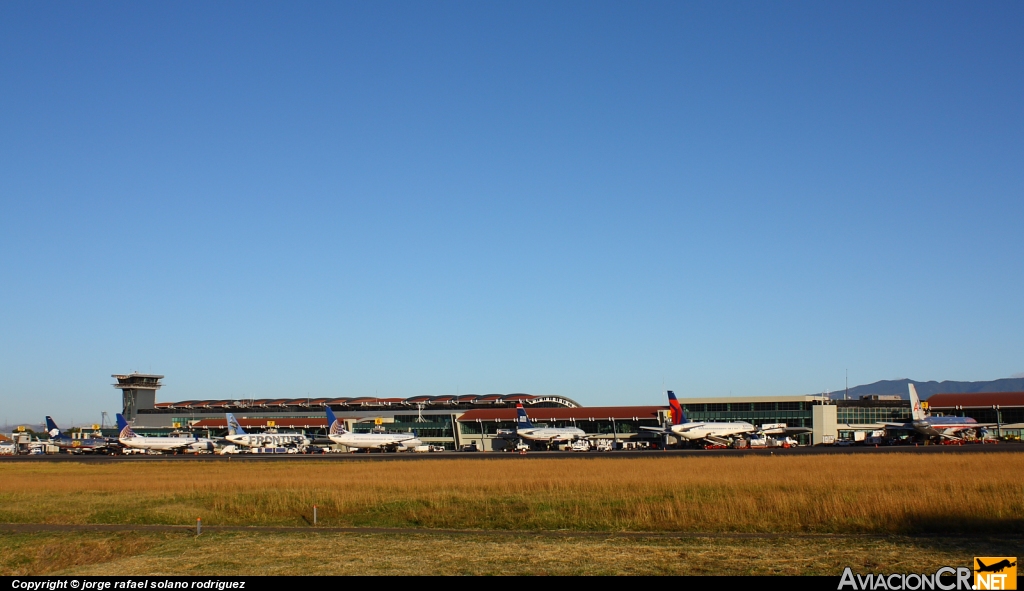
459, 418, 659, 436
836, 405, 912, 424
352, 415, 454, 439
681, 402, 814, 428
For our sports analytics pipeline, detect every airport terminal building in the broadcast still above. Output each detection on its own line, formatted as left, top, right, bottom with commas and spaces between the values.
115, 373, 1024, 449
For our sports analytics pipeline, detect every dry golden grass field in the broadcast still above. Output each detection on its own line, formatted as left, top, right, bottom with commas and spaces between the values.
1, 530, 1020, 576
1, 454, 1021, 575
1, 454, 1022, 533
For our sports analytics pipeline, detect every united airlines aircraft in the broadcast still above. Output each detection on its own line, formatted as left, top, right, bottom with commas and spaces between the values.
116, 413, 215, 453
325, 407, 421, 451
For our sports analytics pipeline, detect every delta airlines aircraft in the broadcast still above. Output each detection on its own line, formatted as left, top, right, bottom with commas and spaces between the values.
116, 413, 215, 453
224, 413, 310, 449
641, 391, 756, 445
884, 384, 990, 441
325, 407, 421, 451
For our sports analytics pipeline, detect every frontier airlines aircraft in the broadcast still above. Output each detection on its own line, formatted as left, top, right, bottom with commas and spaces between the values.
224, 413, 310, 449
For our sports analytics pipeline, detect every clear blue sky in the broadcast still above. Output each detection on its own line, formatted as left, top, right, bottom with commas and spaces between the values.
2, 1, 1022, 426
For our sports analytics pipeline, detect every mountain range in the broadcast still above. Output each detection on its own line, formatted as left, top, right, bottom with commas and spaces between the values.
820, 378, 1024, 400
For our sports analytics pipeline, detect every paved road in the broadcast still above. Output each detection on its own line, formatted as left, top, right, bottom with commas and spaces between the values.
1, 442, 1020, 462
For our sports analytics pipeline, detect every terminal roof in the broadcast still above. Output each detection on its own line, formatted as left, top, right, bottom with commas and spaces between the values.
458, 406, 663, 422
925, 392, 1024, 408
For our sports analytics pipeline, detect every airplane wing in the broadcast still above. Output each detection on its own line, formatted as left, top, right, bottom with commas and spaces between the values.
780, 426, 812, 434
756, 423, 810, 435
881, 422, 914, 430
639, 426, 671, 435
937, 427, 990, 440
759, 426, 812, 435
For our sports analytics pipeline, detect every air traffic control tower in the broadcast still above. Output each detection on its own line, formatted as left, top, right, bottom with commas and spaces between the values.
113, 373, 163, 420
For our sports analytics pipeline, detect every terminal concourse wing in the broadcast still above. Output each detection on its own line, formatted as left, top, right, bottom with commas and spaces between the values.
759, 425, 813, 436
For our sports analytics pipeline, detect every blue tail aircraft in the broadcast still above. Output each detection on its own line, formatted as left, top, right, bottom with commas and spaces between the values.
44, 416, 112, 454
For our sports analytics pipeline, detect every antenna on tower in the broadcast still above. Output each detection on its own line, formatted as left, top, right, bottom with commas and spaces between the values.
845, 370, 849, 401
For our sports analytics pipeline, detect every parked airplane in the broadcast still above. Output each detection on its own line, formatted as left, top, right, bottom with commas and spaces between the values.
883, 384, 990, 441
507, 403, 586, 444
224, 413, 310, 449
45, 416, 112, 453
115, 414, 215, 453
325, 407, 421, 451
641, 391, 758, 446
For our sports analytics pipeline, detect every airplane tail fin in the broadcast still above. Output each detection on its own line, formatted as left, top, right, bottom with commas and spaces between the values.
45, 416, 63, 438
515, 403, 534, 429
225, 413, 245, 436
666, 390, 686, 425
326, 407, 346, 436
115, 413, 136, 439
908, 384, 926, 420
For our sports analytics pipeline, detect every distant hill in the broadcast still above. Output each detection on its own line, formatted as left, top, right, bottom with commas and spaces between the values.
822, 378, 1024, 400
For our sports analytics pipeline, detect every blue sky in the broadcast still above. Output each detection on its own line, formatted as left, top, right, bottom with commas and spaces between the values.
1, 1, 1022, 425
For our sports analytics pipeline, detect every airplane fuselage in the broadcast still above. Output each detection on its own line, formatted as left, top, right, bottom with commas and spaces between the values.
329, 432, 421, 450
51, 437, 110, 452
227, 433, 309, 448
120, 435, 214, 453
517, 427, 586, 442
670, 421, 755, 441
911, 416, 980, 438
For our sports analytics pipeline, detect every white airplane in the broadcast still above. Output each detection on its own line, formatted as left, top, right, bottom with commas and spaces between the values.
883, 384, 992, 441
507, 403, 586, 444
643, 391, 811, 447
325, 408, 421, 451
641, 390, 756, 446
224, 413, 310, 449
116, 413, 215, 453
